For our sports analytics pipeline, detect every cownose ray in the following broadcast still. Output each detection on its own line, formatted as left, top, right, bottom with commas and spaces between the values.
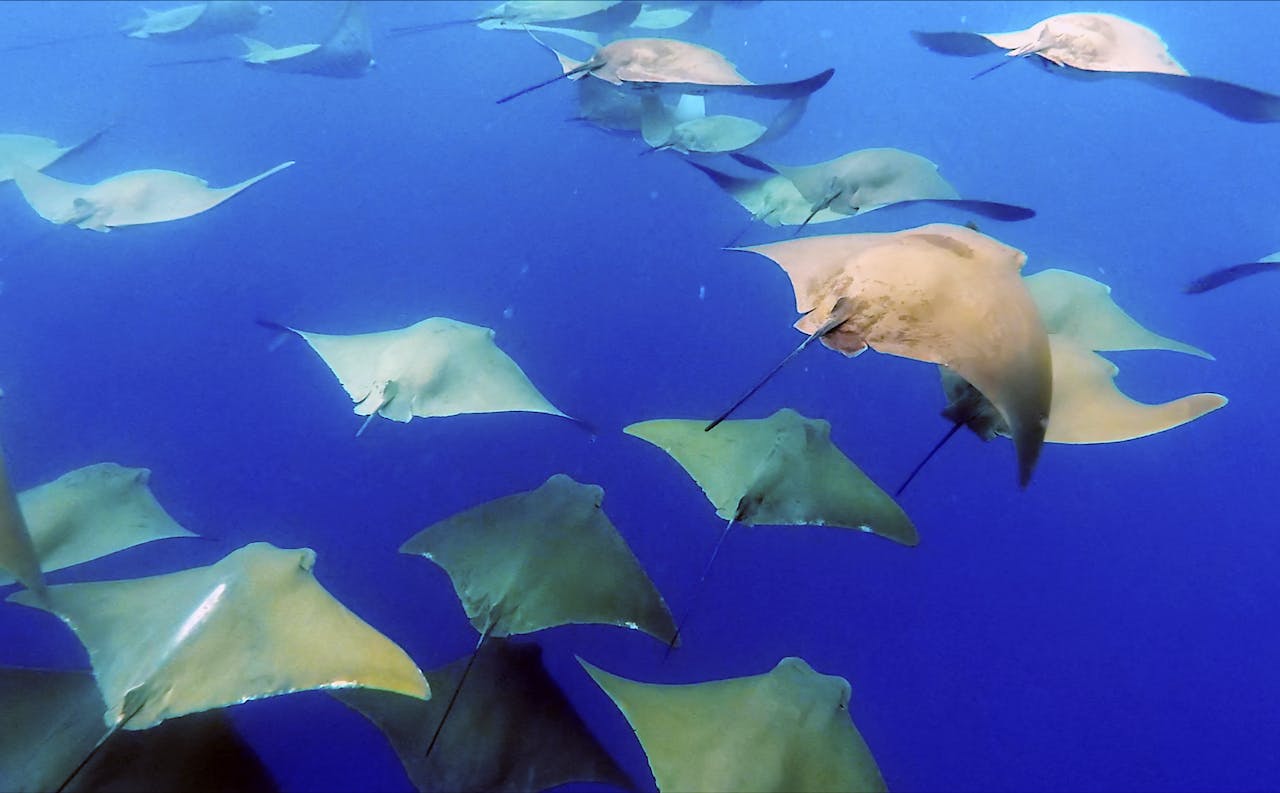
498, 36, 835, 105
899, 267, 1223, 493
264, 316, 579, 436
0, 129, 108, 184
580, 656, 886, 793
9, 159, 294, 232
7, 542, 429, 733
121, 1, 272, 40
625, 408, 916, 648
1186, 249, 1280, 294
638, 92, 811, 155
912, 12, 1280, 123
389, 1, 640, 47
334, 638, 632, 793
0, 463, 196, 587
737, 148, 1035, 234
1028, 268, 1212, 358
0, 666, 276, 792
0, 437, 45, 602
153, 1, 373, 78
939, 334, 1227, 445
718, 223, 1052, 488
399, 474, 676, 760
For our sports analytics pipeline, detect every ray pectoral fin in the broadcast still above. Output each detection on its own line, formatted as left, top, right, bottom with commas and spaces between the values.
936, 199, 1036, 221
724, 67, 835, 100
911, 30, 1006, 57
706, 300, 855, 432
1184, 261, 1280, 293
1135, 73, 1280, 123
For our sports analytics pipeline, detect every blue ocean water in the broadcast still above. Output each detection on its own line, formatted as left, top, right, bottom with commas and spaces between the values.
1, 1, 1278, 790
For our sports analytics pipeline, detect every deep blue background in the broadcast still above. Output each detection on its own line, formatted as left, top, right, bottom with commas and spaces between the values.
2, 1, 1278, 791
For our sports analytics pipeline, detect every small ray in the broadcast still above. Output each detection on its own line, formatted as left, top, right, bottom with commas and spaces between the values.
237, 1, 374, 78
270, 316, 579, 433
580, 656, 886, 793
0, 666, 276, 792
0, 463, 196, 587
7, 542, 430, 731
913, 12, 1280, 122
121, 1, 272, 41
390, 1, 638, 44
9, 160, 294, 232
640, 94, 811, 155
334, 639, 633, 793
726, 224, 1052, 487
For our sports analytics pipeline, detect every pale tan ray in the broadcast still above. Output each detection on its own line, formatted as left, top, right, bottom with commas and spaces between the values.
400, 474, 675, 644
686, 164, 845, 226
0, 130, 103, 184
738, 223, 1052, 486
9, 160, 294, 232
943, 335, 1227, 444
238, 1, 373, 78
641, 96, 766, 154
334, 639, 631, 793
0, 463, 196, 586
0, 442, 44, 599
773, 148, 961, 217
0, 667, 276, 793
1026, 268, 1212, 358
8, 542, 429, 730
980, 13, 1187, 74
625, 408, 916, 545
122, 1, 272, 41
274, 316, 575, 433
581, 656, 886, 793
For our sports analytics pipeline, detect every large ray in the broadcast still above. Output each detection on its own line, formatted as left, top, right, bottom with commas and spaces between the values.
9, 160, 293, 232
399, 474, 674, 761
0, 129, 107, 184
0, 440, 44, 601
913, 12, 1280, 123
400, 474, 675, 643
236, 1, 373, 78
8, 542, 429, 731
581, 656, 886, 793
334, 639, 632, 793
267, 316, 577, 435
0, 667, 276, 792
0, 463, 196, 587
122, 1, 272, 40
751, 148, 1034, 230
1186, 250, 1280, 293
499, 37, 834, 104
1027, 269, 1212, 358
941, 335, 1227, 444
729, 224, 1052, 487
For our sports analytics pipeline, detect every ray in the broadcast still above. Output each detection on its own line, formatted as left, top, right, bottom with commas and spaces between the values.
9, 160, 294, 232
0, 667, 276, 792
399, 474, 675, 761
0, 439, 45, 601
581, 656, 886, 793
334, 639, 632, 793
391, 1, 638, 40
121, 1, 272, 41
626, 409, 917, 644
0, 463, 196, 587
913, 12, 1280, 123
0, 128, 109, 184
501, 36, 834, 103
7, 542, 429, 731
730, 224, 1053, 487
941, 336, 1227, 445
1027, 268, 1212, 358
639, 94, 811, 155
1186, 253, 1280, 294
236, 1, 374, 78
270, 315, 579, 432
